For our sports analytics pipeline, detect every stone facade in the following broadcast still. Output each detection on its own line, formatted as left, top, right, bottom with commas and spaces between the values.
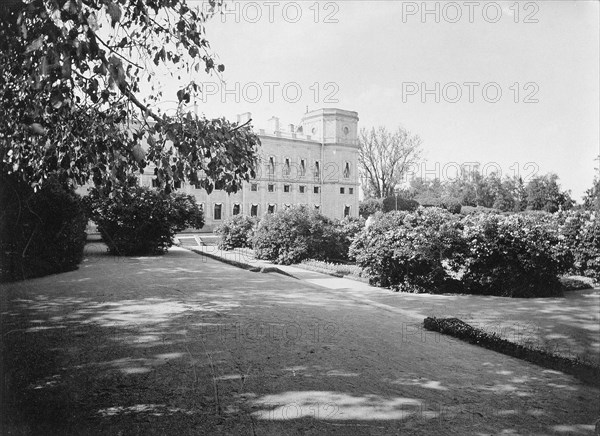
140, 108, 359, 232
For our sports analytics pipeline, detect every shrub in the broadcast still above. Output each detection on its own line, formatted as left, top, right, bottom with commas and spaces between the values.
460, 213, 566, 297
350, 208, 465, 293
86, 182, 204, 255
382, 196, 420, 213
556, 210, 599, 281
1, 173, 88, 281
359, 198, 383, 218
253, 206, 341, 265
215, 215, 258, 250
334, 216, 365, 261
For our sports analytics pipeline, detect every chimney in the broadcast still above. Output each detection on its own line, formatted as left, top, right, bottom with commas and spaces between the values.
268, 116, 280, 133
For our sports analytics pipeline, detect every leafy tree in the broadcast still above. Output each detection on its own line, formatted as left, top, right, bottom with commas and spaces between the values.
358, 126, 422, 199
583, 178, 600, 211
491, 177, 516, 212
444, 167, 478, 206
526, 174, 573, 213
0, 0, 260, 193
1, 173, 88, 281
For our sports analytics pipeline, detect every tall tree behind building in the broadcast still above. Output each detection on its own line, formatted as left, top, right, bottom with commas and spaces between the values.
358, 126, 422, 199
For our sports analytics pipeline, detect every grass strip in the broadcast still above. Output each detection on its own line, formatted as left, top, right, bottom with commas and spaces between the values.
423, 317, 600, 387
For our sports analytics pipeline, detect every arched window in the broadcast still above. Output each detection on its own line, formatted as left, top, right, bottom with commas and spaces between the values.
268, 156, 275, 177
343, 162, 350, 179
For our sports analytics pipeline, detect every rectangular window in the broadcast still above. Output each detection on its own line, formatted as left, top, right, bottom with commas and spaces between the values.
151, 179, 159, 188
251, 183, 258, 191
344, 205, 350, 217
340, 187, 345, 194
283, 158, 291, 177
214, 204, 222, 220
268, 184, 274, 192
300, 159, 306, 177
313, 161, 320, 179
268, 204, 275, 214
349, 188, 354, 195
232, 204, 240, 215
299, 185, 305, 194
284, 184, 290, 193
314, 186, 319, 194
251, 204, 258, 216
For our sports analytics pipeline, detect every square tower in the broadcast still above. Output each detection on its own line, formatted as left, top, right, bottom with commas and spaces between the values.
300, 108, 359, 146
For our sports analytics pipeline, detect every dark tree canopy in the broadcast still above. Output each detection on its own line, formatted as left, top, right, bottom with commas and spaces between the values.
0, 0, 260, 193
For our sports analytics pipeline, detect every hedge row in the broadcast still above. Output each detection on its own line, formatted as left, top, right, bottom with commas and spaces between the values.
424, 317, 600, 386
216, 206, 365, 265
350, 208, 593, 297
555, 210, 599, 280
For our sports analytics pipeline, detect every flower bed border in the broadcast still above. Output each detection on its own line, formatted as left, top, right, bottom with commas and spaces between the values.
423, 317, 600, 387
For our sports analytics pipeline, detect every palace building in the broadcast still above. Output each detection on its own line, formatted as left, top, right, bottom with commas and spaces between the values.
139, 108, 360, 232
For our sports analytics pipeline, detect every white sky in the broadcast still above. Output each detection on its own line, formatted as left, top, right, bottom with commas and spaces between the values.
151, 0, 599, 201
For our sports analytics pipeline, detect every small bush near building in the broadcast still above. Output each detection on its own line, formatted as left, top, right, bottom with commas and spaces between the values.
86, 183, 204, 255
350, 208, 465, 293
0, 173, 88, 282
215, 215, 258, 250
253, 206, 341, 265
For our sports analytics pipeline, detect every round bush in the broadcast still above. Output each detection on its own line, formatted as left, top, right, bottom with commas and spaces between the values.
1, 173, 88, 281
556, 210, 599, 281
460, 213, 566, 297
215, 215, 258, 250
350, 208, 465, 293
253, 206, 342, 265
86, 183, 204, 255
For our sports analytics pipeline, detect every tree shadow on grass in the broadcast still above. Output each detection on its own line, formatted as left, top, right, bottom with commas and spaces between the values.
1, 244, 599, 435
